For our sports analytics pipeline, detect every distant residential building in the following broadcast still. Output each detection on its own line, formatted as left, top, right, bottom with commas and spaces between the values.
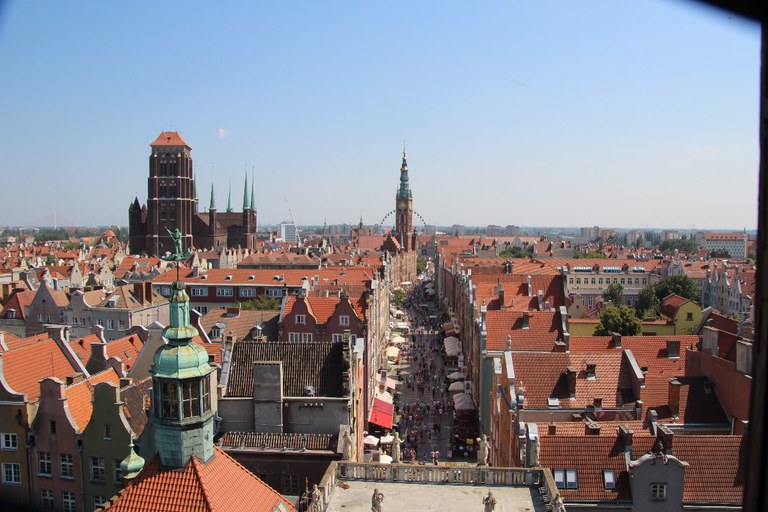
580, 226, 600, 241
280, 222, 299, 243
626, 230, 644, 246
563, 260, 660, 314
700, 232, 748, 259
451, 224, 466, 236
663, 230, 681, 240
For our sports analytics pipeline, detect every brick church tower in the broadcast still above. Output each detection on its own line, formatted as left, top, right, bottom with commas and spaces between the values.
395, 147, 415, 251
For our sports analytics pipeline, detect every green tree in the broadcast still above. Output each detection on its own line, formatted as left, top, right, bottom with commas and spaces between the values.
595, 305, 642, 336
659, 238, 698, 254
602, 283, 624, 306
391, 288, 406, 307
636, 286, 661, 319
240, 295, 281, 310
654, 275, 699, 302
417, 257, 428, 274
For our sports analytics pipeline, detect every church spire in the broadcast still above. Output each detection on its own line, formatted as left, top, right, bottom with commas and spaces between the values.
226, 180, 233, 213
209, 182, 216, 211
250, 167, 256, 211
243, 173, 249, 210
398, 143, 411, 198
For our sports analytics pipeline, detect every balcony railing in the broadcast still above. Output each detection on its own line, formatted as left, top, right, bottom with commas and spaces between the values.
313, 461, 565, 512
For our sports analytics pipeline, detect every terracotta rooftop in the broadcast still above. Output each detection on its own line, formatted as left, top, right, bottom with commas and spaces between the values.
227, 341, 344, 398
102, 447, 294, 512
199, 307, 279, 342
63, 368, 120, 431
486, 309, 563, 351
0, 336, 81, 399
120, 376, 152, 437
150, 131, 190, 148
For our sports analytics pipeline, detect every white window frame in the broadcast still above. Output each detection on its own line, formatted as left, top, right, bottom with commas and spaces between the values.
603, 469, 616, 489
197, 306, 208, 315
94, 496, 108, 508
62, 491, 76, 512
295, 314, 306, 325
118, 320, 126, 330
301, 332, 313, 342
59, 454, 74, 479
107, 319, 115, 331
339, 315, 350, 327
190, 286, 207, 297
114, 459, 123, 484
97, 318, 104, 327
216, 287, 233, 297
288, 332, 300, 342
78, 317, 85, 327
240, 288, 256, 298
38, 451, 52, 476
266, 288, 283, 298
332, 333, 343, 343
2, 462, 21, 485
650, 482, 667, 500
40, 489, 54, 510
90, 457, 106, 482
1, 433, 17, 450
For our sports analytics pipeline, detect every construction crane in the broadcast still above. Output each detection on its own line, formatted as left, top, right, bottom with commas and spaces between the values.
284, 196, 302, 248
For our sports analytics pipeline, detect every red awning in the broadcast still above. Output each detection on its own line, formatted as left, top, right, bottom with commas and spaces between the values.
369, 398, 394, 429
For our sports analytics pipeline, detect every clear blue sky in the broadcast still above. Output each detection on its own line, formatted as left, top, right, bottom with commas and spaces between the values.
0, 1, 760, 230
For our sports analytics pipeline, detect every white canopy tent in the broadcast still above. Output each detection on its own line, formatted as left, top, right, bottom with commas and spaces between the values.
448, 381, 465, 392
390, 335, 406, 345
364, 435, 380, 446
444, 336, 461, 357
385, 346, 400, 360
453, 392, 475, 411
447, 371, 465, 380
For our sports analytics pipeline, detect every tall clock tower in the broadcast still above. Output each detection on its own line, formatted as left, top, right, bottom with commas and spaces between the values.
395, 148, 414, 251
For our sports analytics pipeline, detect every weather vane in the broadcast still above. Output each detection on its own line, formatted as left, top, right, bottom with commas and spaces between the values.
161, 227, 192, 281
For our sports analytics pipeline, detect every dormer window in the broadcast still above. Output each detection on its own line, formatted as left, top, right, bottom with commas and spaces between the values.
603, 470, 616, 489
547, 397, 560, 408
586, 363, 597, 380
339, 315, 350, 326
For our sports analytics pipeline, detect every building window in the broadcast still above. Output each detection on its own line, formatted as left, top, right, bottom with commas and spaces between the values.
2, 462, 21, 485
79, 318, 85, 327
240, 288, 256, 298
191, 287, 207, 297
62, 491, 76, 512
686, 312, 693, 321
553, 469, 578, 489
266, 288, 283, 298
49, 421, 56, 435
295, 314, 306, 325
97, 318, 104, 327
332, 333, 343, 343
216, 287, 233, 297
161, 381, 179, 419
103, 424, 111, 440
94, 496, 108, 508
60, 454, 74, 478
202, 376, 211, 413
118, 320, 126, 330
90, 457, 106, 482
114, 459, 123, 483
181, 379, 201, 418
40, 489, 54, 510
210, 327, 221, 338
301, 332, 313, 342
651, 482, 667, 500
598, 278, 603, 284
603, 469, 616, 489
1, 433, 17, 450
161, 286, 171, 297
38, 452, 52, 476
197, 306, 208, 315
576, 278, 581, 285
283, 473, 300, 495
107, 319, 115, 331
339, 315, 350, 326
288, 332, 300, 342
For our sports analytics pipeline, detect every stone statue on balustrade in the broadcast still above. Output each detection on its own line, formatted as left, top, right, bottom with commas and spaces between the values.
342, 429, 354, 461
483, 490, 497, 512
476, 434, 490, 466
391, 432, 402, 463
309, 484, 322, 512
371, 488, 384, 512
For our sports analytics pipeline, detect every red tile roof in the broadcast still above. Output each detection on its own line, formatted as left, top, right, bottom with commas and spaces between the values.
63, 368, 120, 431
0, 336, 81, 399
486, 310, 563, 351
660, 294, 690, 319
1, 289, 36, 320
104, 447, 294, 511
150, 131, 190, 148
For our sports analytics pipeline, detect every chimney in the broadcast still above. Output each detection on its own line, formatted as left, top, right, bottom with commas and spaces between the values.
66, 373, 85, 385
736, 340, 753, 375
498, 289, 505, 310
537, 290, 544, 311
145, 282, 153, 304
668, 378, 682, 417
526, 275, 532, 296
585, 363, 597, 380
658, 424, 674, 453
226, 306, 240, 317
646, 409, 659, 436
133, 282, 145, 305
522, 311, 530, 330
619, 425, 634, 446
548, 423, 557, 435
611, 332, 622, 348
566, 366, 577, 398
666, 339, 680, 359
584, 418, 601, 435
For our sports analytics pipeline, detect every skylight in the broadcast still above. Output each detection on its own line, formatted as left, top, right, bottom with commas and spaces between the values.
603, 469, 616, 489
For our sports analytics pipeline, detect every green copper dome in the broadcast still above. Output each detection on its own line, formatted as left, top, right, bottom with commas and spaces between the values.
152, 280, 210, 379
120, 443, 145, 479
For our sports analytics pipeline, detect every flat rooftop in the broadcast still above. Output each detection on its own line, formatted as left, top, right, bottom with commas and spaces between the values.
325, 480, 545, 511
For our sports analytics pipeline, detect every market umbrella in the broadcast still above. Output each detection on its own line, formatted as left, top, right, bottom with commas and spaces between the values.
364, 435, 380, 446
390, 335, 406, 344
453, 392, 475, 411
448, 381, 465, 392
447, 371, 465, 380
380, 434, 394, 444
379, 454, 393, 464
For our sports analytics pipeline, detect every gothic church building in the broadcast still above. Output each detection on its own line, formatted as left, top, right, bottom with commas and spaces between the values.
129, 132, 257, 256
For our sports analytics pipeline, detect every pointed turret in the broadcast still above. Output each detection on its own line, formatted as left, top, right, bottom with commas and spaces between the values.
209, 183, 216, 211
250, 168, 256, 211
226, 180, 233, 213
398, 145, 411, 198
243, 173, 250, 211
